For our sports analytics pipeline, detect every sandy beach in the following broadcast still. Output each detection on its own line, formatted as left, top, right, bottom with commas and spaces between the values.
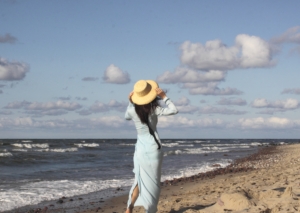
12, 143, 300, 213
78, 143, 300, 213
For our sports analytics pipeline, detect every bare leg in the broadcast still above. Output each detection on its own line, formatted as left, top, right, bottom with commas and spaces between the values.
125, 185, 139, 213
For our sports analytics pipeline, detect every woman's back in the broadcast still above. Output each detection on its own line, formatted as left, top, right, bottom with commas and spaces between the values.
125, 97, 178, 136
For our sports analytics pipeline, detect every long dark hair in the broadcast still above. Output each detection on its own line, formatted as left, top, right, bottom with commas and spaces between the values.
135, 97, 161, 149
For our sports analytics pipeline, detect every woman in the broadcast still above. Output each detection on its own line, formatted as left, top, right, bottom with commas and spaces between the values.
125, 80, 178, 213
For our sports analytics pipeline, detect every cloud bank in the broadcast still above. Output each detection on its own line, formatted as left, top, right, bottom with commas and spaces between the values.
157, 33, 278, 96
282, 88, 300, 95
180, 34, 275, 71
251, 98, 299, 109
217, 97, 247, 106
5, 100, 82, 117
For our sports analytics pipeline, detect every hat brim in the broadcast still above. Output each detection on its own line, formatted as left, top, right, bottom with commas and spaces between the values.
131, 80, 159, 105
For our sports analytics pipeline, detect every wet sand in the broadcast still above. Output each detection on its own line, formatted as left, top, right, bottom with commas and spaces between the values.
12, 143, 300, 213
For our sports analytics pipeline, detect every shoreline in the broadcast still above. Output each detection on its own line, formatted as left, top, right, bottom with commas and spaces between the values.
9, 144, 286, 213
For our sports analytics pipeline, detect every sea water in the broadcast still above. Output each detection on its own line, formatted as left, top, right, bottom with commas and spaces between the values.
0, 138, 297, 212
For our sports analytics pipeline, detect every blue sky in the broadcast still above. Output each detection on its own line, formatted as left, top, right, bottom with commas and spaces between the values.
1, 0, 300, 139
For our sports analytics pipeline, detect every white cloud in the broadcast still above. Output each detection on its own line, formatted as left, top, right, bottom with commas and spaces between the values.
4, 100, 82, 117
180, 40, 239, 70
26, 101, 82, 111
0, 117, 34, 128
173, 97, 199, 114
75, 97, 88, 101
157, 69, 241, 96
57, 96, 71, 101
0, 116, 128, 130
238, 117, 300, 129
174, 96, 190, 106
176, 105, 199, 114
89, 100, 127, 113
0, 110, 12, 115
199, 106, 247, 115
270, 26, 300, 55
256, 109, 284, 115
0, 57, 30, 81
271, 26, 300, 44
180, 34, 275, 71
0, 33, 17, 44
89, 102, 109, 113
90, 116, 126, 128
103, 64, 130, 84
158, 116, 224, 128
26, 109, 69, 117
187, 83, 243, 96
251, 98, 299, 109
158, 34, 273, 96
4, 101, 31, 109
157, 68, 226, 84
217, 97, 247, 106
82, 77, 99, 81
282, 88, 300, 95
236, 34, 274, 68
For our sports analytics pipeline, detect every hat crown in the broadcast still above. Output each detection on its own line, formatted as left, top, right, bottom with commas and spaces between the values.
134, 80, 152, 97
131, 80, 158, 105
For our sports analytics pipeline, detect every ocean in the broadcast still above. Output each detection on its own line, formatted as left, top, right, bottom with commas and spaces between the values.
0, 138, 297, 212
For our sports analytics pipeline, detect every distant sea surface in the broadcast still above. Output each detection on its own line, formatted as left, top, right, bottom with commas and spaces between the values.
0, 138, 298, 212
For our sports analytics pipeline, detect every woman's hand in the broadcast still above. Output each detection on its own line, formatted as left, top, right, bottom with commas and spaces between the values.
128, 91, 134, 103
156, 88, 166, 99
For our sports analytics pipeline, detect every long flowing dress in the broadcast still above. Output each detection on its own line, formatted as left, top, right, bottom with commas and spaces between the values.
125, 97, 178, 213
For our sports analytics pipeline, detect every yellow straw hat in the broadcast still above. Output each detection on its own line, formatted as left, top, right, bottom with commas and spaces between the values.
131, 80, 159, 105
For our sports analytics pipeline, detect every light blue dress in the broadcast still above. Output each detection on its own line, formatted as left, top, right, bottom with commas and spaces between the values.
125, 97, 178, 213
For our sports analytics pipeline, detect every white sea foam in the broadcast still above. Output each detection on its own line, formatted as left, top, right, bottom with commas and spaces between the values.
119, 143, 135, 146
162, 143, 179, 147
163, 143, 193, 148
193, 140, 207, 143
12, 143, 49, 149
163, 150, 182, 156
12, 149, 28, 152
175, 140, 187, 143
163, 146, 230, 156
202, 143, 249, 147
22, 140, 32, 143
0, 178, 132, 212
178, 144, 194, 147
161, 160, 231, 181
250, 142, 262, 146
186, 148, 228, 154
74, 143, 99, 148
0, 152, 13, 157
34, 148, 78, 152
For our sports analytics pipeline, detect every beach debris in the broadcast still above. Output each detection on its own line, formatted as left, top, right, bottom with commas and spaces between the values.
175, 198, 182, 203
56, 199, 64, 204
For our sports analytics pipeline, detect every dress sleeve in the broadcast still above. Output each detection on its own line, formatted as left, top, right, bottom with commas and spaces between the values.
125, 102, 134, 120
155, 96, 178, 116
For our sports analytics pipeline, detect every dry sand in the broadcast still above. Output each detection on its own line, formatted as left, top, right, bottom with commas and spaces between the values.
79, 144, 300, 213
18, 143, 300, 213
